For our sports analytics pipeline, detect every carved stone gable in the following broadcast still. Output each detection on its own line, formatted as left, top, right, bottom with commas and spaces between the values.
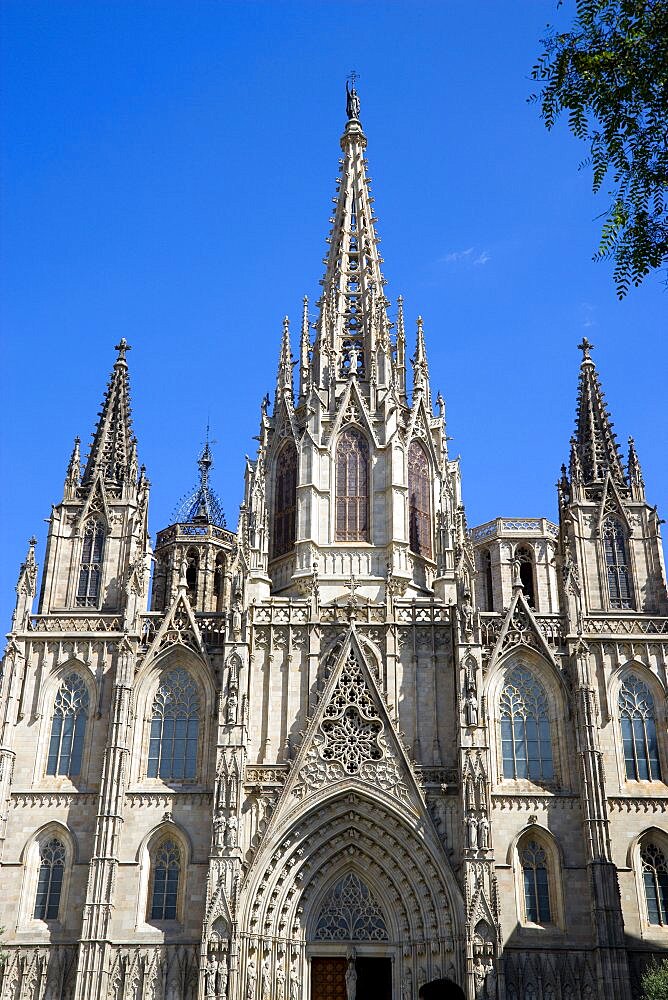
489, 590, 556, 669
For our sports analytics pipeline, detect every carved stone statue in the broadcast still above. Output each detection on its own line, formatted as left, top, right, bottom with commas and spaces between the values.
289, 965, 300, 1000
433, 798, 447, 841
232, 592, 243, 639
213, 813, 226, 851
473, 955, 487, 1000
346, 81, 361, 120
345, 959, 357, 1000
261, 958, 271, 1000
467, 812, 478, 850
217, 954, 229, 999
247, 960, 257, 1000
276, 963, 285, 1000
206, 956, 217, 998
461, 590, 474, 637
402, 968, 412, 1000
484, 958, 497, 999
226, 688, 238, 724
179, 556, 189, 589
478, 812, 490, 849
224, 814, 238, 848
465, 686, 479, 727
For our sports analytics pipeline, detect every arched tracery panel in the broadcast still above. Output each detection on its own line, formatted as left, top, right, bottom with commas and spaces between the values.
315, 872, 389, 941
273, 442, 298, 558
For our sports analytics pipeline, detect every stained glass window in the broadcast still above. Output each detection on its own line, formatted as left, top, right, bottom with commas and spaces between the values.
47, 673, 89, 777
273, 443, 298, 558
408, 440, 432, 558
641, 842, 668, 926
521, 840, 551, 923
336, 428, 369, 542
619, 676, 661, 781
76, 520, 105, 607
147, 669, 200, 781
150, 839, 181, 920
603, 518, 634, 609
500, 667, 554, 781
34, 838, 66, 920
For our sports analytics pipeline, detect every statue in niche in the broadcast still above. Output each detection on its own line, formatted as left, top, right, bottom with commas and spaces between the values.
179, 556, 189, 589
232, 592, 243, 640
345, 958, 357, 1000
466, 812, 478, 849
260, 958, 271, 1000
276, 963, 285, 1000
461, 591, 474, 637
484, 957, 497, 999
465, 686, 479, 727
217, 952, 229, 999
247, 960, 257, 1000
473, 955, 487, 999
432, 798, 447, 842
478, 813, 490, 849
206, 956, 217, 998
213, 813, 226, 852
289, 965, 300, 1000
224, 814, 238, 848
511, 556, 522, 588
226, 687, 238, 724
401, 968, 412, 1000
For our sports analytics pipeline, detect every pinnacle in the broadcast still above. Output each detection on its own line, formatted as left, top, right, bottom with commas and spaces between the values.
571, 342, 626, 487
81, 341, 136, 490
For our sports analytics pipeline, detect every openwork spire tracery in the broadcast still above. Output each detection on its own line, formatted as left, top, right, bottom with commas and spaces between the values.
82, 339, 137, 491
571, 338, 626, 487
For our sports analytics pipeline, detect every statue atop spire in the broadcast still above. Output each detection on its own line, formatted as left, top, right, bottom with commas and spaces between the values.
346, 72, 361, 122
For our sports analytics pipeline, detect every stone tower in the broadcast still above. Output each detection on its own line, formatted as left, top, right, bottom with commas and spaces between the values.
1, 84, 667, 1000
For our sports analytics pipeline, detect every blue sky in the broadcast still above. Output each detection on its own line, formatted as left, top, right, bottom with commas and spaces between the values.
1, 1, 666, 630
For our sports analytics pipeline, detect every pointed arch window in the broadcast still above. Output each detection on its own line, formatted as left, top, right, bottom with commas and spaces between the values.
76, 520, 105, 607
603, 518, 634, 609
641, 841, 668, 926
619, 675, 661, 781
149, 839, 181, 921
273, 442, 298, 558
482, 548, 494, 611
520, 839, 552, 923
336, 427, 369, 542
147, 669, 200, 781
47, 673, 89, 777
515, 545, 536, 609
408, 440, 432, 558
34, 838, 66, 920
500, 667, 554, 781
185, 548, 199, 603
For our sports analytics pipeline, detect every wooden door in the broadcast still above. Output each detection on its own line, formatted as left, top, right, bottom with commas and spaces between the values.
311, 957, 347, 1000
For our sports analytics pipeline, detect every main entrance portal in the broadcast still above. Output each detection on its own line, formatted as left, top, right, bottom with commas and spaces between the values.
311, 957, 392, 1000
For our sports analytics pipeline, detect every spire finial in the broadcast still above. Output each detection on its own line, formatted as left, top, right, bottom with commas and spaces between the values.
346, 72, 361, 121
114, 338, 131, 365
577, 337, 594, 362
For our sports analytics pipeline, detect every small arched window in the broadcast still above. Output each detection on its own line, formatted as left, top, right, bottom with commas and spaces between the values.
273, 443, 298, 558
520, 839, 552, 924
641, 841, 668, 926
515, 546, 536, 608
214, 552, 225, 605
482, 548, 494, 612
76, 520, 105, 607
34, 838, 66, 920
150, 838, 181, 921
500, 667, 554, 781
185, 548, 198, 602
47, 673, 89, 777
603, 518, 634, 609
147, 669, 200, 781
408, 440, 432, 558
619, 675, 661, 781
336, 427, 369, 542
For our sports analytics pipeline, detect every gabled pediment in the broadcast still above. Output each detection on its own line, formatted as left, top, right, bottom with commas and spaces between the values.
78, 475, 111, 527
143, 588, 208, 662
488, 588, 556, 669
596, 471, 632, 534
266, 626, 426, 821
328, 378, 380, 448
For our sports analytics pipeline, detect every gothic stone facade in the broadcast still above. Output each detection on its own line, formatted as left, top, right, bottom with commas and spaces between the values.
1, 89, 667, 1000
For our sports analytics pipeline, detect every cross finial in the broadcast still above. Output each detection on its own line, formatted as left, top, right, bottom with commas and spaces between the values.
114, 338, 131, 364
577, 337, 594, 360
347, 572, 360, 602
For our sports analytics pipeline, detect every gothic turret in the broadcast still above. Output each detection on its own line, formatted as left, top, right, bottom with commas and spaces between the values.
558, 340, 668, 619
37, 341, 151, 617
152, 438, 235, 613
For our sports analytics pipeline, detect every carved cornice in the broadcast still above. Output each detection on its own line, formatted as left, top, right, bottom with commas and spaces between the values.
28, 615, 123, 634
608, 796, 668, 813
125, 791, 214, 807
491, 792, 579, 811
583, 617, 668, 638
244, 766, 288, 787
11, 791, 97, 808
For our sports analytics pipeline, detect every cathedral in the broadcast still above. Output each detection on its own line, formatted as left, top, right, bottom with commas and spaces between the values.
1, 83, 668, 1000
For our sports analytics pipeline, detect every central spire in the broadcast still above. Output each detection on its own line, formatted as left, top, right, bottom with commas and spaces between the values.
313, 80, 391, 389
